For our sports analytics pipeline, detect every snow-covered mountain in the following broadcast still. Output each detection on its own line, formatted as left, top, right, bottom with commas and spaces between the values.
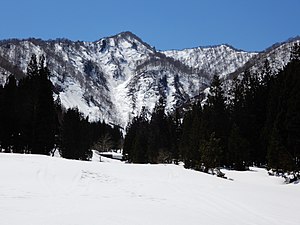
0, 32, 298, 126
228, 37, 300, 79
163, 44, 256, 79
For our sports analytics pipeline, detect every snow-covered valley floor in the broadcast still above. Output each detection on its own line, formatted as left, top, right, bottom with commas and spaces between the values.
0, 153, 299, 225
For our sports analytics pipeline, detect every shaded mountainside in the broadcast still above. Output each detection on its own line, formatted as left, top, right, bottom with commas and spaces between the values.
0, 32, 299, 126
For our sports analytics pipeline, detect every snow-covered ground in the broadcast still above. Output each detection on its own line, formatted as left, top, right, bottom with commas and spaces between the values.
0, 153, 299, 225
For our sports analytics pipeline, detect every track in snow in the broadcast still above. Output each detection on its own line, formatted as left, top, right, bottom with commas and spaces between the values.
0, 153, 299, 225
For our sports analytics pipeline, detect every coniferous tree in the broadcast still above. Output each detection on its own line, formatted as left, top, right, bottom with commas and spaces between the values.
227, 123, 250, 170
200, 132, 222, 172
267, 127, 293, 171
34, 57, 56, 154
166, 110, 181, 164
148, 97, 172, 163
52, 95, 63, 155
1, 75, 19, 152
180, 107, 195, 168
123, 107, 149, 163
207, 75, 229, 165
60, 108, 91, 160
228, 78, 251, 167
180, 102, 204, 168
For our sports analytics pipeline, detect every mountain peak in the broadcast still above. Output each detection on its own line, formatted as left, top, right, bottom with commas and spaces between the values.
118, 31, 137, 38
107, 31, 154, 51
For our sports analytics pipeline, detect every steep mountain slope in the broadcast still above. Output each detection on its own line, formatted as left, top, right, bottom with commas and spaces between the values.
0, 32, 298, 126
163, 44, 256, 79
0, 33, 154, 125
229, 37, 300, 79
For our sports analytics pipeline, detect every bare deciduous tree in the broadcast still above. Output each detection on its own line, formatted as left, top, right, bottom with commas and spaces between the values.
93, 133, 113, 152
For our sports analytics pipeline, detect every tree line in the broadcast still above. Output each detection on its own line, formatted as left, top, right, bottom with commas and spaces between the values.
0, 54, 123, 160
124, 43, 300, 176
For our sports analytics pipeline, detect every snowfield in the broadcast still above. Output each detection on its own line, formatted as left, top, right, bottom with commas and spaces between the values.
0, 153, 299, 225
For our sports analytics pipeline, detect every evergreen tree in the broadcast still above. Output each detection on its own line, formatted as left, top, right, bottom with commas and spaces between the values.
207, 75, 229, 165
227, 123, 250, 170
34, 59, 56, 154
180, 102, 204, 168
60, 108, 91, 160
200, 132, 222, 172
52, 95, 63, 155
148, 97, 172, 163
179, 108, 195, 168
267, 127, 293, 171
166, 110, 181, 164
122, 117, 137, 162
123, 107, 149, 163
1, 75, 19, 152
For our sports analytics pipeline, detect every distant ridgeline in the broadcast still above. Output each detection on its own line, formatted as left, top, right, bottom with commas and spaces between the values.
0, 54, 123, 160
123, 43, 300, 179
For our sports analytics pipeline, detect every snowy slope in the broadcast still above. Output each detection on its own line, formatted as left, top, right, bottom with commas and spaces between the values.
1, 153, 299, 225
229, 37, 300, 79
163, 44, 256, 79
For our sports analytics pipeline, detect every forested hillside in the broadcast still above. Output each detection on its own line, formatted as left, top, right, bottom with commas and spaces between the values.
0, 55, 123, 159
124, 43, 300, 178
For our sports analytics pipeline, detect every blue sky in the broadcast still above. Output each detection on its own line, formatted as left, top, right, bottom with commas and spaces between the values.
1, 0, 299, 52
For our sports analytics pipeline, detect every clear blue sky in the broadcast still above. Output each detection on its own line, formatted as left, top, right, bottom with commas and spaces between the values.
1, 0, 299, 52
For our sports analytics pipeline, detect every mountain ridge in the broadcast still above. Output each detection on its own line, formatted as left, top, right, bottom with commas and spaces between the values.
1, 32, 298, 52
0, 32, 299, 127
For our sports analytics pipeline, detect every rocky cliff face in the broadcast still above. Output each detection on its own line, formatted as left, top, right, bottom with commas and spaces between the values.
0, 32, 298, 127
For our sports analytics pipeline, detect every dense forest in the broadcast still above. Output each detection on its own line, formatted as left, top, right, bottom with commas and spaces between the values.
124, 43, 300, 177
0, 55, 123, 160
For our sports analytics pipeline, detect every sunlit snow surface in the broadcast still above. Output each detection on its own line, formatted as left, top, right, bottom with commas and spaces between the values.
0, 153, 299, 225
